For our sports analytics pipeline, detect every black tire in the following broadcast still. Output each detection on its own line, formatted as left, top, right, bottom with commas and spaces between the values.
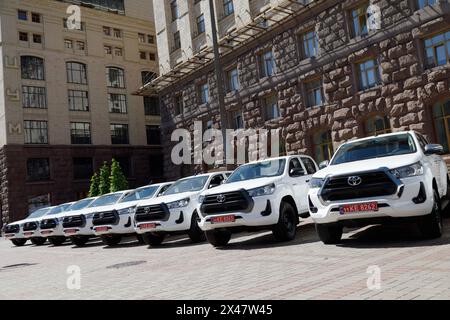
205, 229, 231, 247
11, 239, 27, 247
316, 223, 343, 244
136, 234, 145, 244
71, 236, 89, 247
418, 189, 443, 239
48, 237, 66, 246
142, 232, 165, 246
272, 202, 298, 242
30, 237, 46, 246
101, 234, 122, 246
187, 212, 206, 243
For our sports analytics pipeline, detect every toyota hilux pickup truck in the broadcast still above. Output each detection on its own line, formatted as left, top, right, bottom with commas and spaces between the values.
62, 190, 134, 247
40, 199, 96, 246
3, 206, 53, 246
92, 182, 173, 246
197, 156, 318, 247
134, 172, 231, 246
308, 131, 449, 244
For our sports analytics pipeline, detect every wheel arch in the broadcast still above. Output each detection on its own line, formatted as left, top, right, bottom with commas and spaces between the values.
281, 195, 299, 223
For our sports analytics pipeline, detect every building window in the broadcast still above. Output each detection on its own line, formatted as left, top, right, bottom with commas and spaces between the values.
149, 53, 156, 61
77, 41, 85, 50
433, 99, 450, 153
231, 110, 244, 129
197, 14, 205, 34
263, 94, 280, 120
301, 30, 319, 59
104, 45, 112, 55
198, 82, 209, 104
19, 32, 29, 42
146, 125, 161, 145
18, 10, 28, 21
24, 120, 48, 144
21, 56, 45, 80
259, 50, 275, 78
33, 34, 42, 44
140, 51, 147, 60
22, 86, 47, 109
174, 95, 183, 115
64, 39, 73, 49
108, 94, 127, 114
27, 158, 50, 182
31, 13, 41, 23
115, 48, 123, 56
173, 31, 181, 50
364, 115, 391, 136
71, 122, 91, 144
115, 157, 131, 177
149, 155, 164, 178
226, 68, 239, 92
142, 71, 157, 86
103, 26, 111, 36
73, 158, 93, 180
68, 90, 89, 111
357, 58, 380, 90
424, 30, 450, 69
106, 67, 125, 88
171, 0, 179, 21
148, 35, 155, 44
223, 0, 234, 16
305, 79, 324, 108
313, 130, 333, 163
138, 33, 145, 43
66, 62, 87, 84
350, 3, 369, 38
144, 97, 160, 115
113, 28, 122, 38
417, 0, 436, 9
111, 124, 129, 145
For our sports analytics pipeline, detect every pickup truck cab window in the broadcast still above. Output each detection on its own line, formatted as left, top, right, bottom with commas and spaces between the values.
226, 159, 286, 183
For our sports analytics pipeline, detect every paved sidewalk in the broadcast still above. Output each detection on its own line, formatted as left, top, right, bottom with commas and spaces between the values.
1, 218, 450, 300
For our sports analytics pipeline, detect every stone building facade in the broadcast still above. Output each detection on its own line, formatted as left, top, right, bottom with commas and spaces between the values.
147, 0, 450, 182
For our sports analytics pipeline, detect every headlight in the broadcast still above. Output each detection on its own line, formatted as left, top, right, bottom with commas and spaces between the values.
309, 178, 324, 189
198, 195, 205, 204
247, 184, 276, 197
117, 206, 136, 216
166, 198, 190, 209
389, 162, 424, 179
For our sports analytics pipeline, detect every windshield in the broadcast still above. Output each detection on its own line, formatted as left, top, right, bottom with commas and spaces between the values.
122, 186, 159, 202
164, 176, 209, 195
48, 203, 72, 215
226, 159, 286, 183
89, 193, 123, 207
331, 134, 417, 165
69, 198, 94, 211
27, 207, 51, 219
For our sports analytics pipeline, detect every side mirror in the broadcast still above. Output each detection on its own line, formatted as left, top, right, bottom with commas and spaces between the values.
424, 144, 444, 155
290, 167, 305, 177
209, 183, 221, 189
319, 160, 329, 170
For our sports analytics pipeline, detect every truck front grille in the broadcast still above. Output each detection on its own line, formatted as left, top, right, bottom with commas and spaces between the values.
135, 204, 169, 222
4, 224, 20, 234
40, 219, 57, 230
201, 190, 253, 216
62, 215, 86, 228
93, 210, 119, 226
22, 222, 38, 231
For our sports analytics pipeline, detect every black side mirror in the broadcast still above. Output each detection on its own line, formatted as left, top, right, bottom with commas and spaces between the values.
424, 144, 444, 155
290, 168, 305, 177
209, 183, 220, 189
319, 160, 329, 170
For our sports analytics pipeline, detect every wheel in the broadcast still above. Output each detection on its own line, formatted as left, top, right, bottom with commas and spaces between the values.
11, 239, 27, 247
187, 212, 206, 243
48, 237, 66, 246
101, 235, 122, 246
30, 237, 46, 246
272, 202, 298, 242
205, 229, 231, 247
142, 232, 165, 246
136, 234, 145, 244
316, 223, 343, 244
71, 236, 89, 247
418, 189, 443, 239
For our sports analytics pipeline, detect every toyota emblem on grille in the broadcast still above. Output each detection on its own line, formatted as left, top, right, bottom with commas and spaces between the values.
348, 176, 362, 186
144, 207, 150, 214
217, 194, 226, 203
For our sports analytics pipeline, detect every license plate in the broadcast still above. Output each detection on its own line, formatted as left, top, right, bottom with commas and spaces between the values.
5, 234, 14, 239
211, 215, 235, 224
95, 226, 109, 233
64, 229, 77, 235
340, 202, 378, 214
139, 223, 156, 230
41, 230, 53, 235
23, 232, 34, 237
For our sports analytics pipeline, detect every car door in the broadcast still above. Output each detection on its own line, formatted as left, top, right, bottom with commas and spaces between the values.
287, 157, 311, 213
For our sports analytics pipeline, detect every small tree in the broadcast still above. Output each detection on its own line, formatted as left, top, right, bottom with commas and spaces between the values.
88, 172, 100, 197
109, 158, 128, 192
99, 162, 111, 195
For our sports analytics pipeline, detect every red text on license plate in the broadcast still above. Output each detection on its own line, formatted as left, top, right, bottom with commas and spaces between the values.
340, 202, 378, 214
95, 227, 108, 233
139, 223, 156, 230
23, 232, 34, 237
41, 231, 52, 235
211, 215, 235, 224
65, 229, 77, 234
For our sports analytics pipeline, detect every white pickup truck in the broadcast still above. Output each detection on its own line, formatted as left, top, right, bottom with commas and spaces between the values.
308, 131, 449, 244
197, 156, 318, 247
134, 172, 230, 246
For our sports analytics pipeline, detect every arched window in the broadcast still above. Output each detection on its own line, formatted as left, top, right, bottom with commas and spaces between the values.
313, 130, 334, 163
21, 56, 45, 80
106, 67, 125, 88
433, 99, 450, 153
66, 62, 87, 84
365, 114, 391, 136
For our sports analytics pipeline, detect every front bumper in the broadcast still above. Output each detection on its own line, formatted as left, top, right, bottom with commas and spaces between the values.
309, 176, 434, 224
93, 214, 135, 236
134, 206, 192, 234
63, 215, 94, 237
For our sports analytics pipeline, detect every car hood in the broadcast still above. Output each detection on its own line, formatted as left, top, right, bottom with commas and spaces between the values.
314, 153, 422, 178
201, 177, 281, 196
89, 201, 141, 213
136, 191, 200, 207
